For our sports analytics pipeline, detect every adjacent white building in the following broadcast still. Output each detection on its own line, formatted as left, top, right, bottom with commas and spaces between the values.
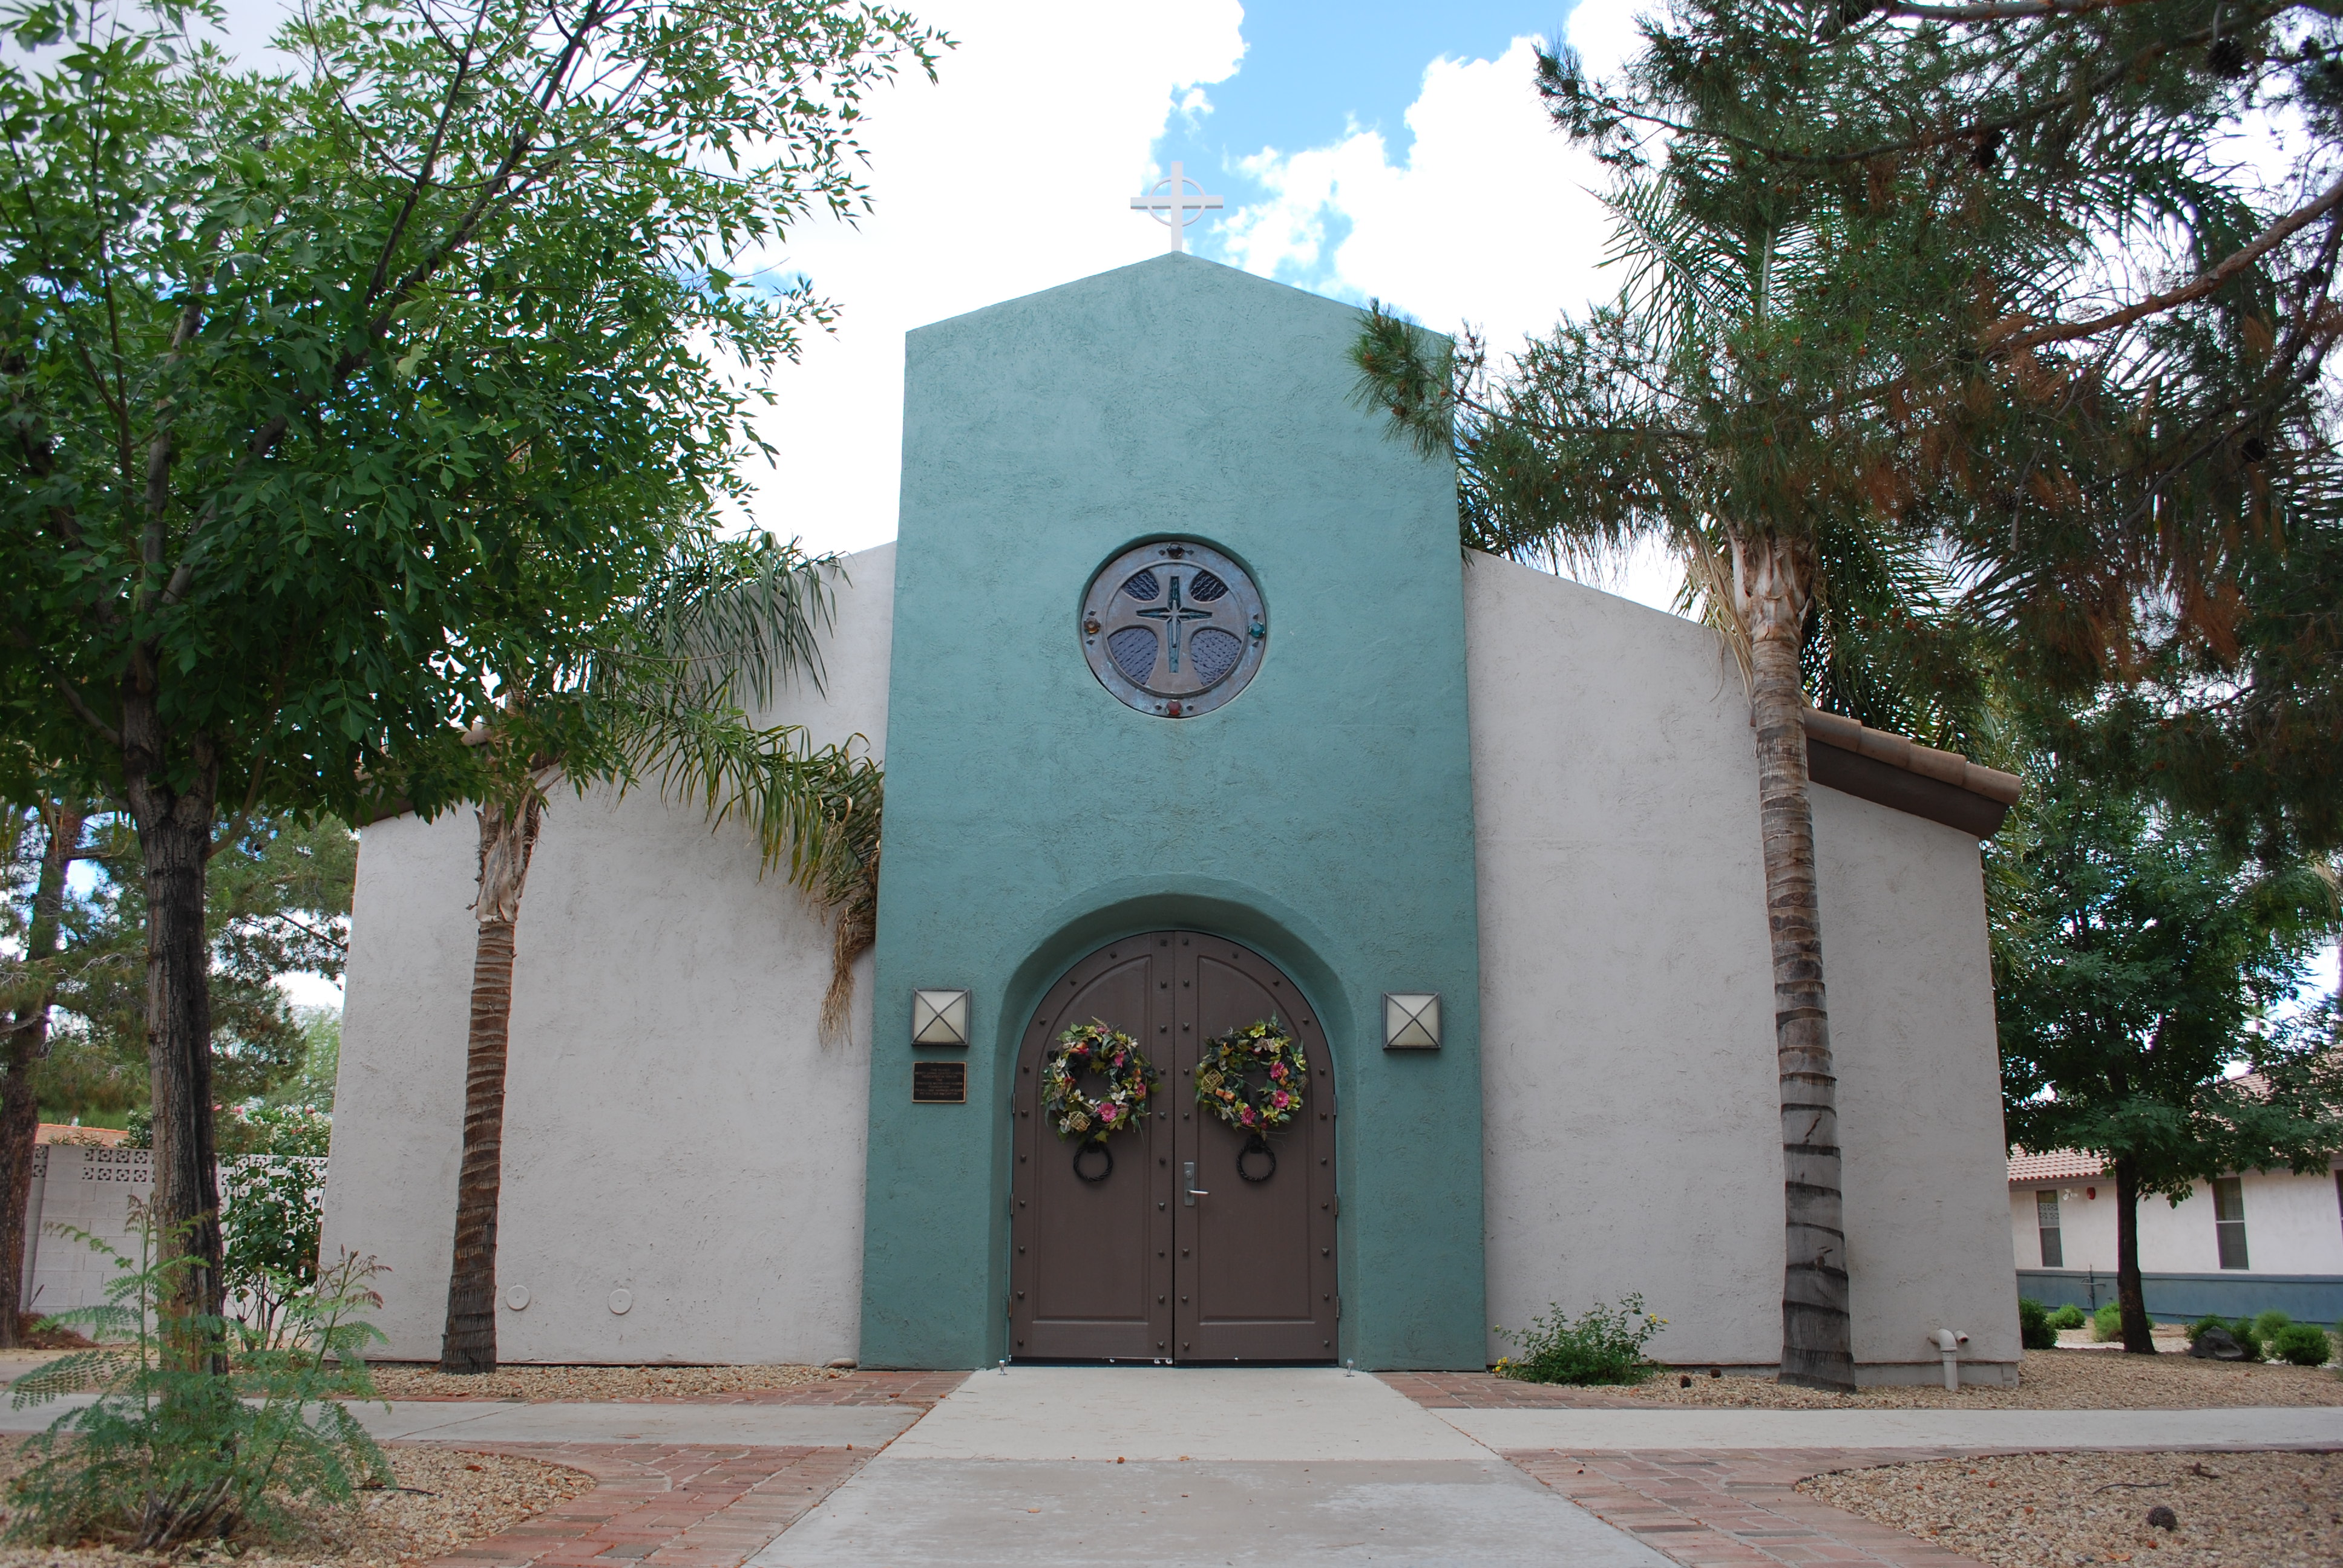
2011, 1149, 2343, 1324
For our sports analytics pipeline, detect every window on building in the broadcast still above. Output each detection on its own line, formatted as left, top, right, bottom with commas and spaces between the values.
2212, 1177, 2249, 1270
2035, 1189, 2063, 1268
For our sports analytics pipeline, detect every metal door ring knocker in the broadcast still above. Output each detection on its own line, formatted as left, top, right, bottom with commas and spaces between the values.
1073, 1140, 1114, 1183
1236, 1134, 1276, 1184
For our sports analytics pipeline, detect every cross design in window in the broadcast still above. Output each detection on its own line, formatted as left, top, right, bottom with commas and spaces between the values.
1078, 541, 1267, 718
1133, 572, 1214, 673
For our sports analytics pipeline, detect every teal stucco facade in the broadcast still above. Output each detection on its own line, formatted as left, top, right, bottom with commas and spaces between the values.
857, 255, 1486, 1370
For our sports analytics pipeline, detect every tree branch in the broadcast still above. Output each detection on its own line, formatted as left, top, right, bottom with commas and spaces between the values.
1881, 0, 2157, 19
1991, 171, 2343, 353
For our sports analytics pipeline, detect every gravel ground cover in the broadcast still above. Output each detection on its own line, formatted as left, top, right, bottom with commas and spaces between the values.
355, 1361, 837, 1402
1600, 1350, 2343, 1410
1390, 1348, 2343, 1410
0, 1442, 592, 1567
1801, 1448, 2343, 1568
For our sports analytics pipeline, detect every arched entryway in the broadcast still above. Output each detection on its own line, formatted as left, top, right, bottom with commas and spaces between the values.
1008, 931, 1338, 1363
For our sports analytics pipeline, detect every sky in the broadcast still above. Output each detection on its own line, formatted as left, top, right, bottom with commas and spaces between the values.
184, 0, 1682, 609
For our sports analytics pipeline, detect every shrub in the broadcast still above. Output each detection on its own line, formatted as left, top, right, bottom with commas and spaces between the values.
2269, 1323, 2333, 1367
2017, 1298, 2058, 1350
2229, 1317, 2264, 1359
2187, 1313, 2226, 1342
2048, 1304, 2087, 1331
6, 1203, 389, 1549
2091, 1301, 2122, 1341
221, 1153, 326, 1351
1495, 1295, 1666, 1385
2251, 1309, 2293, 1347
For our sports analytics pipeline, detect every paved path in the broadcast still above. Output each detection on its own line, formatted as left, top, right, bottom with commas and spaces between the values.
1435, 1403, 2343, 1452
750, 1367, 1674, 1567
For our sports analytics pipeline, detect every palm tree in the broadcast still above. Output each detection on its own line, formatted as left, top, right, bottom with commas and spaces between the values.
438, 532, 880, 1374
1353, 89, 1987, 1397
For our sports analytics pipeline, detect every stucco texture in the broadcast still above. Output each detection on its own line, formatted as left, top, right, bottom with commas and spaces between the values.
323, 546, 896, 1364
1465, 554, 2019, 1380
2013, 1168, 2343, 1278
860, 255, 1487, 1371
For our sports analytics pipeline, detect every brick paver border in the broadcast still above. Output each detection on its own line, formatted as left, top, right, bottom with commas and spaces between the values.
379, 1370, 969, 1407
415, 1442, 877, 1568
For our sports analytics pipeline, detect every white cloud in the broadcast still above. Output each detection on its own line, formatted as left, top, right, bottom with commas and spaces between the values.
1219, 5, 1648, 351
733, 0, 1247, 555
1218, 3, 1684, 613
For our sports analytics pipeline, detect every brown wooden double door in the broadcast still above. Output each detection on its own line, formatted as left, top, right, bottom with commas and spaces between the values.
1009, 932, 1338, 1363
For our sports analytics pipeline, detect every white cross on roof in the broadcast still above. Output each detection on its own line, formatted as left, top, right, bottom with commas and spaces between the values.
1130, 161, 1223, 255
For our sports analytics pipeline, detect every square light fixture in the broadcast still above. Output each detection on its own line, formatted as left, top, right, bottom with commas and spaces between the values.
911, 988, 970, 1047
1383, 992, 1441, 1050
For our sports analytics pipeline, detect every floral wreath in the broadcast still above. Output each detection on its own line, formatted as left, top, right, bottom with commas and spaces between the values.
1194, 1017, 1308, 1138
1040, 1021, 1161, 1145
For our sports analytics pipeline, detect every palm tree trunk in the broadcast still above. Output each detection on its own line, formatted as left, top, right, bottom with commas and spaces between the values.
2112, 1154, 2154, 1353
0, 802, 84, 1347
439, 789, 542, 1374
1735, 534, 1855, 1393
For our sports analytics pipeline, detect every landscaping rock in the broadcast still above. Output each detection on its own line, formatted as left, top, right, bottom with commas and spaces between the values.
2189, 1326, 2250, 1360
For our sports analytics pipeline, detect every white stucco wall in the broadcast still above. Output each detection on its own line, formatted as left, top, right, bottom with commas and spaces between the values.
2013, 1167, 2343, 1276
1466, 552, 2019, 1379
323, 544, 895, 1364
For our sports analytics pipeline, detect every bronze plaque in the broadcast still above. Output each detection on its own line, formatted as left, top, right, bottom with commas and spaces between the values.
911, 1060, 967, 1104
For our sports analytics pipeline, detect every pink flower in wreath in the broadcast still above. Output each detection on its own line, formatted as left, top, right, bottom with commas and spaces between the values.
1239, 1108, 1256, 1125
1270, 1062, 1286, 1080
1098, 1103, 1118, 1123
1271, 1090, 1290, 1109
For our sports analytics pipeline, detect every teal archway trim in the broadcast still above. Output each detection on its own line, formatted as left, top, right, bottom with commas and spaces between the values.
990, 878, 1358, 1099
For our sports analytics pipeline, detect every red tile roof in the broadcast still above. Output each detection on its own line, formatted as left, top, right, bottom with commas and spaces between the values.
37, 1123, 128, 1147
2008, 1149, 2105, 1183
1801, 708, 2024, 805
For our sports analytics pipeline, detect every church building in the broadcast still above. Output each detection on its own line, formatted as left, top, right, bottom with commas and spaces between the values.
324, 254, 2023, 1382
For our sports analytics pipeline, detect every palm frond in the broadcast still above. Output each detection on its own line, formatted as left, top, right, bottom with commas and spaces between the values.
611, 703, 881, 1040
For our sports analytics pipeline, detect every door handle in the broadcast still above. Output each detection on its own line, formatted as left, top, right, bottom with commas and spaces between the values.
1182, 1161, 1208, 1204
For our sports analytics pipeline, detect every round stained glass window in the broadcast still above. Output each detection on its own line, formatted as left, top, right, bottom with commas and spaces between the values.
1079, 541, 1266, 718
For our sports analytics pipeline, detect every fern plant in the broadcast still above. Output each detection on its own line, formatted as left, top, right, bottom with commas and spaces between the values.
7, 1202, 390, 1549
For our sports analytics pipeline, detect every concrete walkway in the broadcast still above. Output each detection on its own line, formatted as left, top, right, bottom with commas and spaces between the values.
749, 1367, 1674, 1567
1437, 1403, 2343, 1452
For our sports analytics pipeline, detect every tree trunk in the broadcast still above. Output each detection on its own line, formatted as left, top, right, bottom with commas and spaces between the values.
0, 802, 84, 1347
1735, 533, 1855, 1393
2112, 1154, 2154, 1353
121, 697, 224, 1354
439, 789, 542, 1374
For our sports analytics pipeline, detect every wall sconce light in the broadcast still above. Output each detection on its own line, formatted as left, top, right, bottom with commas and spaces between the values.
911, 988, 969, 1047
1383, 992, 1440, 1050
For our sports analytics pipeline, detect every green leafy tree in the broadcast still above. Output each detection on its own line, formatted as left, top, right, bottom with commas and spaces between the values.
0, 0, 942, 1336
263, 1010, 339, 1114
1537, 0, 2343, 860
1994, 771, 2342, 1353
50, 814, 356, 1120
4, 804, 347, 1342
437, 532, 882, 1373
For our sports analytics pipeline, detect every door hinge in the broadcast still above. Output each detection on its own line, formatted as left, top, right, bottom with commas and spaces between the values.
1335, 1295, 1342, 1320
1331, 1194, 1339, 1217
1007, 1295, 1014, 1321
